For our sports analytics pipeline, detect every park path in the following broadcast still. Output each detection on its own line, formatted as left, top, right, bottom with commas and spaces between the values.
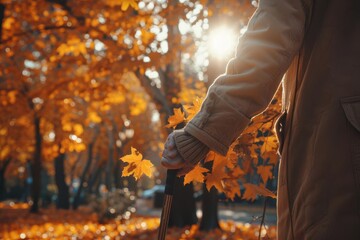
135, 199, 277, 226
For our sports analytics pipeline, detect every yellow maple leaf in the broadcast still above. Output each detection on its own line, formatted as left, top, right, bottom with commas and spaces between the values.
243, 183, 276, 201
184, 165, 209, 185
121, 147, 142, 163
165, 108, 185, 129
257, 165, 273, 184
133, 159, 154, 180
120, 147, 154, 180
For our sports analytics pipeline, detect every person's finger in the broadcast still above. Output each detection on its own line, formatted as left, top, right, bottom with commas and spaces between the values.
161, 156, 184, 169
162, 146, 178, 159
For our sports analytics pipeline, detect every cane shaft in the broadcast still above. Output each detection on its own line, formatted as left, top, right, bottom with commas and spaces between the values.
157, 169, 177, 240
157, 195, 173, 240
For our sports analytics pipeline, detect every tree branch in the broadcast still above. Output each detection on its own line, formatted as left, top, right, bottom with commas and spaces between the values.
0, 157, 11, 171
135, 69, 172, 115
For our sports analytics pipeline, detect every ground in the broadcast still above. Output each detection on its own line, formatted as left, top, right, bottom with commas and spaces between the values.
0, 202, 276, 239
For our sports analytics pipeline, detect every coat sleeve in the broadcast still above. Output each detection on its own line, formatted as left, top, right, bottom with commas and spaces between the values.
184, 0, 309, 155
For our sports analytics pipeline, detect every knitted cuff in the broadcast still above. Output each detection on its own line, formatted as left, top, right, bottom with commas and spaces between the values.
173, 129, 209, 165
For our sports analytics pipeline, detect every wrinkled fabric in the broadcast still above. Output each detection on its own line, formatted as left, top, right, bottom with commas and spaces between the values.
181, 0, 360, 239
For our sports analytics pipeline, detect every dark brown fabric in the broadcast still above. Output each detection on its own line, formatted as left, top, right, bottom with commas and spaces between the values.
279, 1, 360, 239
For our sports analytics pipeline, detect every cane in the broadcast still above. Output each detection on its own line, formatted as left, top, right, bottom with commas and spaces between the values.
157, 169, 178, 240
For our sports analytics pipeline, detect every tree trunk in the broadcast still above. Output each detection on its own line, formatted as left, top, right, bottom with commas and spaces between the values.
113, 151, 122, 189
0, 4, 5, 43
168, 176, 198, 227
72, 142, 94, 209
199, 185, 220, 231
105, 127, 114, 191
87, 157, 103, 194
0, 158, 11, 201
30, 116, 42, 213
54, 153, 70, 209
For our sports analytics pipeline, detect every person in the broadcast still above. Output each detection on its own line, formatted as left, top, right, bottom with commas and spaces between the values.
161, 0, 360, 239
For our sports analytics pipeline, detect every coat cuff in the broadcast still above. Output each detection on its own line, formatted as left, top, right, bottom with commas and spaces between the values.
185, 91, 251, 156
173, 129, 209, 165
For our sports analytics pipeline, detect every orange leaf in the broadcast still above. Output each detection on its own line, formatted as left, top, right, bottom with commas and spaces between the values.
183, 165, 209, 185
184, 97, 203, 121
204, 151, 215, 163
223, 179, 241, 201
260, 136, 278, 154
243, 183, 276, 201
263, 151, 279, 165
230, 166, 245, 178
257, 165, 273, 184
205, 166, 227, 193
165, 108, 185, 129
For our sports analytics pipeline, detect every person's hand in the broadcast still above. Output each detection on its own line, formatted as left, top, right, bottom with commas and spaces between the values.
161, 130, 209, 175
161, 132, 185, 170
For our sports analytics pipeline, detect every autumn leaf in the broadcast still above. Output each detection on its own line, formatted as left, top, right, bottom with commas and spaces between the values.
263, 151, 279, 165
206, 174, 225, 193
184, 97, 203, 121
204, 151, 215, 163
257, 165, 273, 184
184, 165, 209, 185
230, 166, 245, 178
121, 147, 143, 163
165, 108, 185, 129
120, 147, 154, 180
243, 183, 276, 201
223, 179, 241, 201
205, 165, 227, 193
260, 135, 278, 154
132, 159, 154, 179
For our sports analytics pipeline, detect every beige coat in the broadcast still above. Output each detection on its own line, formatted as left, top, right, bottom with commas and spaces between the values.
185, 0, 360, 239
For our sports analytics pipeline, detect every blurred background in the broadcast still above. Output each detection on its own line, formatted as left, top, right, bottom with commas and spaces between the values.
0, 0, 279, 239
